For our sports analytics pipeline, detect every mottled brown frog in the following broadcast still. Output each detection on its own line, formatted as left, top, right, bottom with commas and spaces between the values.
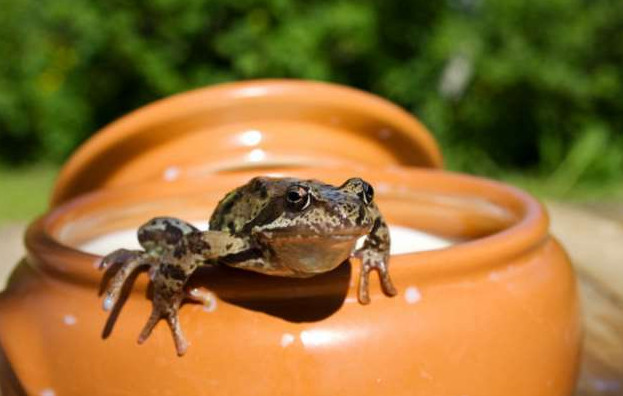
99, 177, 397, 355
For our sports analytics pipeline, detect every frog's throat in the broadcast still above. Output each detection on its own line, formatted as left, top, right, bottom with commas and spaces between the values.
255, 231, 361, 276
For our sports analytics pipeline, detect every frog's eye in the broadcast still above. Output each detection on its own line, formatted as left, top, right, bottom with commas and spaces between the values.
286, 185, 311, 211
359, 182, 374, 205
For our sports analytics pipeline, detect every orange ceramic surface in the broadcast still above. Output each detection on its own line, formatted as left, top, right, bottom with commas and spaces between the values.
0, 167, 580, 396
0, 80, 580, 395
51, 80, 442, 206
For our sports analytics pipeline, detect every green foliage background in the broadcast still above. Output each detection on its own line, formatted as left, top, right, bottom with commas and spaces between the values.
1, 0, 622, 195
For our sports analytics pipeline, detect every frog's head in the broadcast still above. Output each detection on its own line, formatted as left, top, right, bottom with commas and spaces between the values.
248, 177, 379, 276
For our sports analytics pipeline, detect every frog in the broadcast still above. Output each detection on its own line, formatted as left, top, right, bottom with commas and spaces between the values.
99, 176, 397, 356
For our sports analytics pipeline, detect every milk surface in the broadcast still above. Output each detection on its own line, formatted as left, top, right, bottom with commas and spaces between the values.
80, 223, 452, 256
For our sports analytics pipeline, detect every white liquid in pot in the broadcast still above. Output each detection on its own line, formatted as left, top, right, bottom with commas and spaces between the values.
80, 223, 453, 256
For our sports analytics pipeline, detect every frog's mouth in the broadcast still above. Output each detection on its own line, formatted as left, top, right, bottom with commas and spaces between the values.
255, 227, 369, 242
262, 232, 362, 241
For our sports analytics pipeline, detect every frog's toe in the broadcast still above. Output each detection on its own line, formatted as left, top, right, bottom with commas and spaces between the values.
357, 263, 372, 304
138, 293, 188, 356
138, 313, 189, 356
137, 308, 162, 345
98, 248, 140, 270
377, 262, 398, 297
99, 249, 152, 311
166, 313, 189, 356
186, 287, 216, 307
357, 260, 397, 304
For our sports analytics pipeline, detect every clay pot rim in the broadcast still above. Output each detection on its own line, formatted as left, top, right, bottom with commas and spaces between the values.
51, 79, 443, 206
25, 166, 548, 287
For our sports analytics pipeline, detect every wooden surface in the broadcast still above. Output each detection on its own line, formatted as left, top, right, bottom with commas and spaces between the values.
546, 202, 623, 396
0, 202, 622, 394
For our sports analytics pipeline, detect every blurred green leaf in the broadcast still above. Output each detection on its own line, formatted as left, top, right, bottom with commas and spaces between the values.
0, 0, 621, 197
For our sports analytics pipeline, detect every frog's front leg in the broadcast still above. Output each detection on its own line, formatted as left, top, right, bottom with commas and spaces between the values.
99, 217, 199, 312
354, 206, 397, 304
99, 217, 258, 356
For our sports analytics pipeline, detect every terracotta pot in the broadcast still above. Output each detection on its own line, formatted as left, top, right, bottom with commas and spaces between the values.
50, 80, 442, 206
0, 80, 580, 396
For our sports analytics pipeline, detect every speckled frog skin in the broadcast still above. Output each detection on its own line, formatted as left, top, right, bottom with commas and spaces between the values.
99, 177, 397, 355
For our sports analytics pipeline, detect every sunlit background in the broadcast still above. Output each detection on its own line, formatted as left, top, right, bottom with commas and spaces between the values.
0, 0, 622, 219
1, 2, 622, 393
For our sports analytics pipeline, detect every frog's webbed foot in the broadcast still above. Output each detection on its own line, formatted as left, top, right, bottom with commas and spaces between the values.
100, 248, 196, 356
137, 264, 193, 356
99, 217, 201, 356
354, 213, 397, 304
355, 250, 397, 304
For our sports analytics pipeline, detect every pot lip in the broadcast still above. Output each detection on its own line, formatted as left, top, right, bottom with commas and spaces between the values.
51, 79, 443, 206
24, 167, 549, 287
